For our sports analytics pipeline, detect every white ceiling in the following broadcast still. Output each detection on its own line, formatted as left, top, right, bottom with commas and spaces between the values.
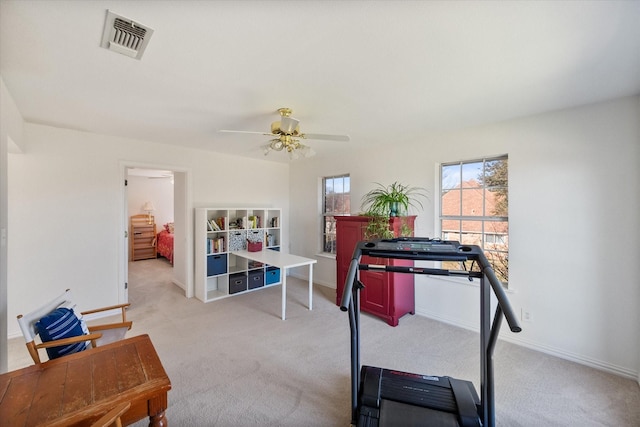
1, 1, 639, 163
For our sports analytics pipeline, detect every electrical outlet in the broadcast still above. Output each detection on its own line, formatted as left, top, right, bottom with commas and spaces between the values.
521, 309, 532, 322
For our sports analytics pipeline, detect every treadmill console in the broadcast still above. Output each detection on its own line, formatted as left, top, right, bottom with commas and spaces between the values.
363, 238, 458, 252
357, 238, 481, 261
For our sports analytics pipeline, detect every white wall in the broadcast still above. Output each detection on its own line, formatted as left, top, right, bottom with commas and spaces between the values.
7, 123, 289, 339
1, 78, 25, 372
290, 96, 640, 379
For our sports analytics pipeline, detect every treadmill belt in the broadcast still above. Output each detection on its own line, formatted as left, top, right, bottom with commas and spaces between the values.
380, 371, 458, 412
379, 399, 459, 427
358, 366, 480, 427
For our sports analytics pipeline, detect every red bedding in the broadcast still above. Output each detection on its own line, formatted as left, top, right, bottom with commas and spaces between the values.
156, 229, 174, 264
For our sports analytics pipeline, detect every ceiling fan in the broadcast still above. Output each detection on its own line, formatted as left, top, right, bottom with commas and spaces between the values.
219, 108, 350, 159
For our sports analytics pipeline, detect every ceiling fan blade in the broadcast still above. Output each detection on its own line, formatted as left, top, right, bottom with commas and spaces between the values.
219, 130, 275, 137
300, 133, 350, 142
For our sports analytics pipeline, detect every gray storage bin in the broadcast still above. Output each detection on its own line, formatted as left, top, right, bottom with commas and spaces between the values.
248, 270, 264, 289
229, 273, 247, 294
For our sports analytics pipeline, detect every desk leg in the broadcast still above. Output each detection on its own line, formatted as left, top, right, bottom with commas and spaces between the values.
281, 270, 287, 320
308, 263, 313, 311
148, 394, 168, 427
149, 411, 167, 427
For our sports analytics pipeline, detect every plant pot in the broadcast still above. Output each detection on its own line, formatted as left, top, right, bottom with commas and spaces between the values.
389, 202, 400, 217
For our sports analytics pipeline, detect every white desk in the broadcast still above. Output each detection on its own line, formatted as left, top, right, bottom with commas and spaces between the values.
233, 250, 317, 320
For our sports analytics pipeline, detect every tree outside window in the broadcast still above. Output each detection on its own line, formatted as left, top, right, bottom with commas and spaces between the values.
323, 174, 350, 254
441, 156, 508, 285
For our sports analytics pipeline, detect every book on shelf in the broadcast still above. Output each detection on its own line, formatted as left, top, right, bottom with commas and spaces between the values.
216, 217, 226, 230
215, 236, 225, 252
207, 236, 226, 253
208, 218, 221, 231
248, 215, 261, 229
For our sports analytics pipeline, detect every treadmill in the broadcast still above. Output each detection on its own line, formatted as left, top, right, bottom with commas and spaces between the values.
340, 238, 522, 427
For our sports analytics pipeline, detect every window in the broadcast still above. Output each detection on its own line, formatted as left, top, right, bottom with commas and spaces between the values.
440, 156, 509, 285
322, 174, 350, 254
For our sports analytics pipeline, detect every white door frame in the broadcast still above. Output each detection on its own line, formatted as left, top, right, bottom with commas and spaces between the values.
118, 161, 194, 302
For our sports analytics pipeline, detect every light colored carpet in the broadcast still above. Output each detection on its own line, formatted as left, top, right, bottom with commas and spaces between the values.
8, 258, 640, 426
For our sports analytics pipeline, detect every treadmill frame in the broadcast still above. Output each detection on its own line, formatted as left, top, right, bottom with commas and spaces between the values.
339, 238, 522, 427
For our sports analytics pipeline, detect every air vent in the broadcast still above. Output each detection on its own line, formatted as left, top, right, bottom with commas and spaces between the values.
100, 10, 153, 60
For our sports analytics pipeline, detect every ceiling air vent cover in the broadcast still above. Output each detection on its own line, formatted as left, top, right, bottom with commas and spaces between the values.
100, 10, 154, 60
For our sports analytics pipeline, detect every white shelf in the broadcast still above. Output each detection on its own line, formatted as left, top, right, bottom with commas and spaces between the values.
195, 207, 282, 303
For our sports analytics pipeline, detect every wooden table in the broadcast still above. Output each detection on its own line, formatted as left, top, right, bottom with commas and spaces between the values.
0, 334, 171, 427
234, 250, 317, 320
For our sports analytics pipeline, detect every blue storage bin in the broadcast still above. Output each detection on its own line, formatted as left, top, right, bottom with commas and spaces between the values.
265, 267, 281, 285
207, 253, 227, 276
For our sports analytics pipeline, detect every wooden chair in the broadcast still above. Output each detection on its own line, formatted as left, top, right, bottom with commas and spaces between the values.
16, 288, 133, 364
91, 402, 131, 427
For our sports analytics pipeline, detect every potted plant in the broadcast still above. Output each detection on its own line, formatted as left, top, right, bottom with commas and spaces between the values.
360, 181, 428, 239
361, 181, 428, 217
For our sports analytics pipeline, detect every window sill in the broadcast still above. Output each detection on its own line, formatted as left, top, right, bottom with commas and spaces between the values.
315, 252, 336, 260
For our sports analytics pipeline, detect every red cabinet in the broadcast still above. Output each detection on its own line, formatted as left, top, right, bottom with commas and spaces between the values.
335, 216, 416, 326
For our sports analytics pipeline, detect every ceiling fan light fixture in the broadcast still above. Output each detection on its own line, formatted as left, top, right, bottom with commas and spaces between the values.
269, 138, 284, 151
298, 145, 315, 158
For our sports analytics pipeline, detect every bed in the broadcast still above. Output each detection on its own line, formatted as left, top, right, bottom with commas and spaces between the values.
156, 223, 174, 264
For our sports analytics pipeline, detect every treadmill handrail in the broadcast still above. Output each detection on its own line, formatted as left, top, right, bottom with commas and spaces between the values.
339, 246, 361, 311
340, 239, 521, 333
477, 250, 521, 333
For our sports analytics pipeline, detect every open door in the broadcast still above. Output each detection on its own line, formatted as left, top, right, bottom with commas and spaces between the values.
122, 174, 129, 303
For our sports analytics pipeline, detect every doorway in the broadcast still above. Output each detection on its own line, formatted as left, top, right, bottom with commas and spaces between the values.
119, 163, 192, 304
127, 168, 174, 264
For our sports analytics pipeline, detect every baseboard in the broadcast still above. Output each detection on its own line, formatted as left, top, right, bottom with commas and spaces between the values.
502, 334, 638, 380
171, 278, 186, 291
415, 307, 639, 380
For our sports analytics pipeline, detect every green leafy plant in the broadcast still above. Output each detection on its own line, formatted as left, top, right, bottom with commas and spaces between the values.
360, 181, 427, 239
363, 214, 416, 240
361, 181, 428, 217
363, 214, 395, 239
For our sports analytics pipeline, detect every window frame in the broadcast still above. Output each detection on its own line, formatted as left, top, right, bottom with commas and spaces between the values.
439, 155, 509, 286
321, 174, 350, 255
